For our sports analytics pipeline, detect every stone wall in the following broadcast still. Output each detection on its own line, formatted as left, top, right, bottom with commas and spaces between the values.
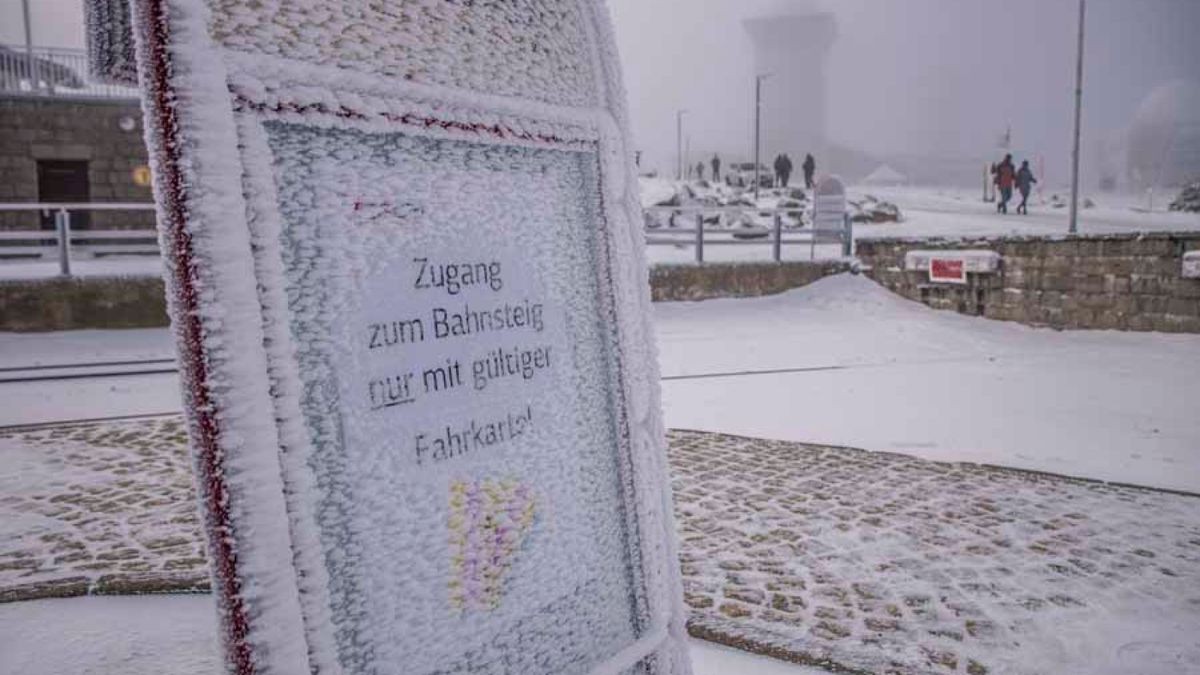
857, 233, 1200, 333
0, 261, 848, 330
650, 261, 847, 302
0, 276, 167, 331
0, 96, 154, 230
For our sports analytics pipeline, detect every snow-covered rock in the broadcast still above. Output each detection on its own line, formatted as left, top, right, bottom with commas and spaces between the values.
1169, 181, 1200, 213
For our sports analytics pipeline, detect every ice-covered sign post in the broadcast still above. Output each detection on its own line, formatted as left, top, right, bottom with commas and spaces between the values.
86, 2, 690, 673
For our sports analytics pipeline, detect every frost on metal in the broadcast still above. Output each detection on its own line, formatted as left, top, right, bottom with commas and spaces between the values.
122, 0, 689, 674
84, 0, 138, 86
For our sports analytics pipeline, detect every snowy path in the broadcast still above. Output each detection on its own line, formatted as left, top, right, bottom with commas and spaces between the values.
657, 274, 1200, 493
3, 420, 1198, 673
671, 430, 1200, 675
0, 594, 824, 675
854, 186, 1200, 240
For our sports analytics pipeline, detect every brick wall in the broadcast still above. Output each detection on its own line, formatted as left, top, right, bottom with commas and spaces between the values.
857, 233, 1200, 333
0, 97, 154, 230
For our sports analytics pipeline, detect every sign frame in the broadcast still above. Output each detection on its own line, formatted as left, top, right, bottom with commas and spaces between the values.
118, 1, 690, 673
929, 258, 968, 284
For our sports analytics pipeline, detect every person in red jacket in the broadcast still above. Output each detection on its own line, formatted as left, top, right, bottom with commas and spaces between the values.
993, 154, 1016, 214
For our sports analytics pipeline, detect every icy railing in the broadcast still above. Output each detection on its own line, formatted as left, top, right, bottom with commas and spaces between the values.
0, 44, 138, 99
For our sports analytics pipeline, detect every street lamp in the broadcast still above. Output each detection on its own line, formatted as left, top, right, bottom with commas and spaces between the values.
676, 109, 688, 181
1068, 0, 1086, 234
754, 73, 772, 202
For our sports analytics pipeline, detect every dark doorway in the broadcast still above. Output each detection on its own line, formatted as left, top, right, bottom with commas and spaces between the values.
37, 160, 91, 230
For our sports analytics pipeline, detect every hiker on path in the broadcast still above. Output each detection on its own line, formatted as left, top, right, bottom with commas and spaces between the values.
994, 154, 1016, 214
1015, 160, 1037, 215
802, 153, 816, 189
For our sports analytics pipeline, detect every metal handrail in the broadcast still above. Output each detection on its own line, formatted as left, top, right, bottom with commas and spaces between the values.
642, 204, 851, 263
0, 44, 139, 99
0, 203, 156, 276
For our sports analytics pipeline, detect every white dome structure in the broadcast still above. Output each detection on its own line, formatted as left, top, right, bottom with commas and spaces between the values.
1127, 80, 1200, 188
862, 164, 907, 187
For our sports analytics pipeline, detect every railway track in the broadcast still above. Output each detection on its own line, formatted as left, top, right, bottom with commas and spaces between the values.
0, 358, 177, 384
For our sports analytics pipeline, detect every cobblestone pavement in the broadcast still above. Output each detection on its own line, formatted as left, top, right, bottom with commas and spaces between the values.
3, 419, 1200, 673
669, 430, 1200, 674
0, 416, 208, 601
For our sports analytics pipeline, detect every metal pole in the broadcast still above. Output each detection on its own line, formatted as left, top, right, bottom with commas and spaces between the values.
676, 110, 687, 181
21, 0, 38, 90
56, 208, 72, 277
694, 213, 704, 264
772, 213, 782, 262
754, 75, 769, 203
843, 213, 853, 258
1068, 0, 1086, 235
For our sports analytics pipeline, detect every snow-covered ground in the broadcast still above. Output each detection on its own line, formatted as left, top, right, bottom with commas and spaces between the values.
3, 272, 1199, 673
0, 595, 826, 675
638, 180, 1200, 264
658, 273, 1200, 493
0, 257, 162, 280
855, 185, 1200, 239
3, 274, 1198, 491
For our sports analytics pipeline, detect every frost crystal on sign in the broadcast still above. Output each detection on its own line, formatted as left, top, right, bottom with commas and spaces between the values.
263, 122, 645, 674
209, 0, 598, 107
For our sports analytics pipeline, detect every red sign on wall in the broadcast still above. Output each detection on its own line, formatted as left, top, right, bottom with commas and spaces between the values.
930, 258, 967, 284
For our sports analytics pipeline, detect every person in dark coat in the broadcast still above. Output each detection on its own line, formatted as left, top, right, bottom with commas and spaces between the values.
773, 154, 789, 188
779, 154, 793, 188
711, 154, 721, 182
695, 161, 706, 181
802, 153, 816, 189
1015, 160, 1037, 214
994, 154, 1016, 214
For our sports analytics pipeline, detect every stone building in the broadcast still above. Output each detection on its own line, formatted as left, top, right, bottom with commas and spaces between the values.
1, 46, 153, 231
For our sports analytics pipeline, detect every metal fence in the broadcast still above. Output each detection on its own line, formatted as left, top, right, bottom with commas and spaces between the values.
0, 203, 854, 276
0, 44, 139, 99
0, 204, 158, 276
643, 205, 852, 263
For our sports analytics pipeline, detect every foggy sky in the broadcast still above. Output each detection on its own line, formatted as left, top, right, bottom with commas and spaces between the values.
4, 0, 1197, 186
610, 0, 1200, 185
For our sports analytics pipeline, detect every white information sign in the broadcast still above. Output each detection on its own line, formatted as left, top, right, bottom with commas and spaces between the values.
100, 1, 691, 674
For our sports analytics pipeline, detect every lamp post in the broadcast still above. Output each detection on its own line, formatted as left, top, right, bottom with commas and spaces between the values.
754, 73, 772, 202
1068, 0, 1086, 234
675, 109, 688, 181
21, 0, 38, 89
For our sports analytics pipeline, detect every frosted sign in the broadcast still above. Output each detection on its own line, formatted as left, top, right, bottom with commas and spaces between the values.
102, 1, 689, 674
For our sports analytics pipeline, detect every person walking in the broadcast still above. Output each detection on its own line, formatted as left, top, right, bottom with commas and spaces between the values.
711, 154, 721, 182
802, 153, 816, 189
1015, 160, 1037, 214
773, 154, 786, 188
696, 161, 706, 181
994, 154, 1016, 214
780, 154, 793, 188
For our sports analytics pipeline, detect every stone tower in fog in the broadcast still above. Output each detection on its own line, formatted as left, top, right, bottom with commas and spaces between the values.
744, 11, 836, 167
